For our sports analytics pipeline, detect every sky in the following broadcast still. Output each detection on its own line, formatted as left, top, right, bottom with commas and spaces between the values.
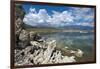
22, 3, 95, 28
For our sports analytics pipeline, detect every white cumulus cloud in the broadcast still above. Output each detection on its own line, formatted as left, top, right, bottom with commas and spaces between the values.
23, 8, 74, 27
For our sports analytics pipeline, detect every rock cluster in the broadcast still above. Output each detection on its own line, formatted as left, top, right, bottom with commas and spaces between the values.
15, 39, 80, 66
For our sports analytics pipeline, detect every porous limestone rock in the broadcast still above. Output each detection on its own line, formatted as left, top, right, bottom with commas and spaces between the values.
19, 30, 29, 42
75, 49, 84, 57
15, 39, 80, 66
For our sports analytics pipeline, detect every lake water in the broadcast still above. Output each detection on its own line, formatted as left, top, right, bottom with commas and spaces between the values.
40, 32, 95, 62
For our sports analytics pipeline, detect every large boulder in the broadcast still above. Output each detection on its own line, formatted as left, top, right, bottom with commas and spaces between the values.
18, 30, 30, 48
19, 30, 29, 41
29, 32, 45, 42
15, 18, 22, 36
75, 49, 84, 57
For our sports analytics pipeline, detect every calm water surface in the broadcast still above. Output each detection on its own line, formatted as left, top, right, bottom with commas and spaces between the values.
40, 32, 95, 62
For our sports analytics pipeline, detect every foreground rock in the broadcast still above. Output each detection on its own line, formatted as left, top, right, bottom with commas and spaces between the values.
15, 39, 83, 66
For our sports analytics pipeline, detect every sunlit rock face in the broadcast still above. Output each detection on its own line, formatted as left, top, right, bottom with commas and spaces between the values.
15, 39, 82, 66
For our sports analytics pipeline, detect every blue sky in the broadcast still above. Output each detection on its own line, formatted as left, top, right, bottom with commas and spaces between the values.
22, 3, 71, 14
22, 3, 94, 28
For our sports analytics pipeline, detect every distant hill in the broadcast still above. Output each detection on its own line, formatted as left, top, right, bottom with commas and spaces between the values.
23, 23, 35, 29
23, 23, 57, 29
62, 25, 94, 30
23, 23, 94, 30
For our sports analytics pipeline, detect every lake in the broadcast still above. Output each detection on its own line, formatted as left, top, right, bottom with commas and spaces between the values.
40, 32, 95, 62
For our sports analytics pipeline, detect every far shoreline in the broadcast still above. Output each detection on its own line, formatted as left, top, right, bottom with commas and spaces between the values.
25, 28, 94, 33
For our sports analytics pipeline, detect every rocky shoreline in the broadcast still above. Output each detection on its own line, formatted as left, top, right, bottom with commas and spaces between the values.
15, 29, 83, 65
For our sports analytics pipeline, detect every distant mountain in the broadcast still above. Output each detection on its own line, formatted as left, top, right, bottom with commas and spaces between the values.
23, 23, 34, 29
62, 25, 94, 30
23, 23, 57, 29
23, 23, 94, 30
